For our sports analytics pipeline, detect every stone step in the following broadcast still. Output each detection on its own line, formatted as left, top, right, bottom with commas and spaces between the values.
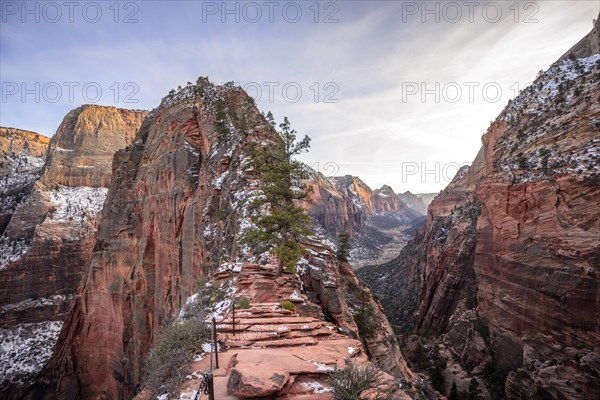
219, 328, 324, 340
220, 316, 320, 326
230, 311, 295, 319
279, 394, 332, 400
225, 336, 319, 349
216, 324, 250, 333
247, 302, 281, 307
218, 326, 331, 341
234, 306, 292, 312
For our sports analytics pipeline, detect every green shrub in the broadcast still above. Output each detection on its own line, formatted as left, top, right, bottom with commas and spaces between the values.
336, 232, 351, 262
517, 154, 529, 169
279, 300, 296, 312
283, 263, 297, 274
216, 208, 227, 221
236, 296, 250, 309
473, 318, 490, 342
413, 341, 427, 368
428, 365, 444, 392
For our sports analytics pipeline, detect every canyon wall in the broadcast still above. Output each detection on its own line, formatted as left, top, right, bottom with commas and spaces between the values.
306, 171, 409, 237
0, 127, 50, 235
305, 169, 423, 267
363, 19, 600, 399
0, 106, 146, 384
3, 79, 414, 399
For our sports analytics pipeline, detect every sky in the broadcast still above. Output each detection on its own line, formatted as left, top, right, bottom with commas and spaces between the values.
1, 1, 598, 193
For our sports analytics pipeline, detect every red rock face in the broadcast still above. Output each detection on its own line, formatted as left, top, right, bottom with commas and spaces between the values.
304, 170, 423, 268
0, 107, 145, 385
44, 82, 264, 398
363, 19, 600, 400
42, 105, 147, 188
305, 173, 409, 237
16, 79, 416, 400
0, 127, 50, 235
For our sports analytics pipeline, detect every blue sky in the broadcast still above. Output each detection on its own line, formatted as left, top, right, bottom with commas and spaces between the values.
1, 1, 598, 192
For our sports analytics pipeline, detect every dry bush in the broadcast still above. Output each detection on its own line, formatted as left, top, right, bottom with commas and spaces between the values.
142, 318, 211, 396
329, 359, 395, 400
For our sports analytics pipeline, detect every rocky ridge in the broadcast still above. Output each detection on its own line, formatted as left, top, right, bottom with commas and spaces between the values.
0, 106, 146, 385
361, 17, 600, 400
0, 127, 50, 236
305, 168, 424, 268
155, 249, 415, 399
5, 79, 416, 399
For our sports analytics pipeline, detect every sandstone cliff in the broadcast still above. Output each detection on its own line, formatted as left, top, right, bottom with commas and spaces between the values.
305, 169, 423, 268
397, 191, 428, 214
0, 128, 50, 235
0, 106, 146, 384
12, 79, 413, 399
362, 17, 600, 400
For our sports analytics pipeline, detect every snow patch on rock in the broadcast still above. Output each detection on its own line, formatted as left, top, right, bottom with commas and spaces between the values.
47, 186, 108, 223
0, 320, 63, 383
0, 237, 32, 269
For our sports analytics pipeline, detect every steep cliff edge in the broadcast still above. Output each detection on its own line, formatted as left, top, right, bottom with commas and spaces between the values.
362, 18, 600, 399
0, 106, 146, 384
0, 128, 50, 235
15, 79, 413, 399
152, 240, 416, 399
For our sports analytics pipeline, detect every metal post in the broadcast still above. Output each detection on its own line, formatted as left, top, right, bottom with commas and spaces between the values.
212, 317, 219, 369
232, 301, 236, 337
207, 372, 215, 400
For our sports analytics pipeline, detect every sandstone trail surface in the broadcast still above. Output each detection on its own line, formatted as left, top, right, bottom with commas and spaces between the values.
156, 250, 413, 400
0, 106, 146, 386
6, 78, 416, 400
360, 17, 600, 400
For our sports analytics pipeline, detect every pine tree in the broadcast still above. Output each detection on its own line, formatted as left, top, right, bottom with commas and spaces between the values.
413, 341, 427, 368
242, 116, 312, 275
449, 381, 461, 400
467, 377, 481, 400
465, 285, 477, 309
265, 111, 276, 128
336, 231, 351, 262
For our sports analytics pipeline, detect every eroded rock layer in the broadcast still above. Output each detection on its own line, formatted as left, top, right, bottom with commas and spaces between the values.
15, 79, 414, 399
0, 127, 50, 235
305, 169, 423, 267
0, 106, 146, 384
363, 19, 600, 400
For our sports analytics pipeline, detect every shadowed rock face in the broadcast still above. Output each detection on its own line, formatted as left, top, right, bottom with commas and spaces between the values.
362, 17, 600, 400
0, 106, 146, 385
